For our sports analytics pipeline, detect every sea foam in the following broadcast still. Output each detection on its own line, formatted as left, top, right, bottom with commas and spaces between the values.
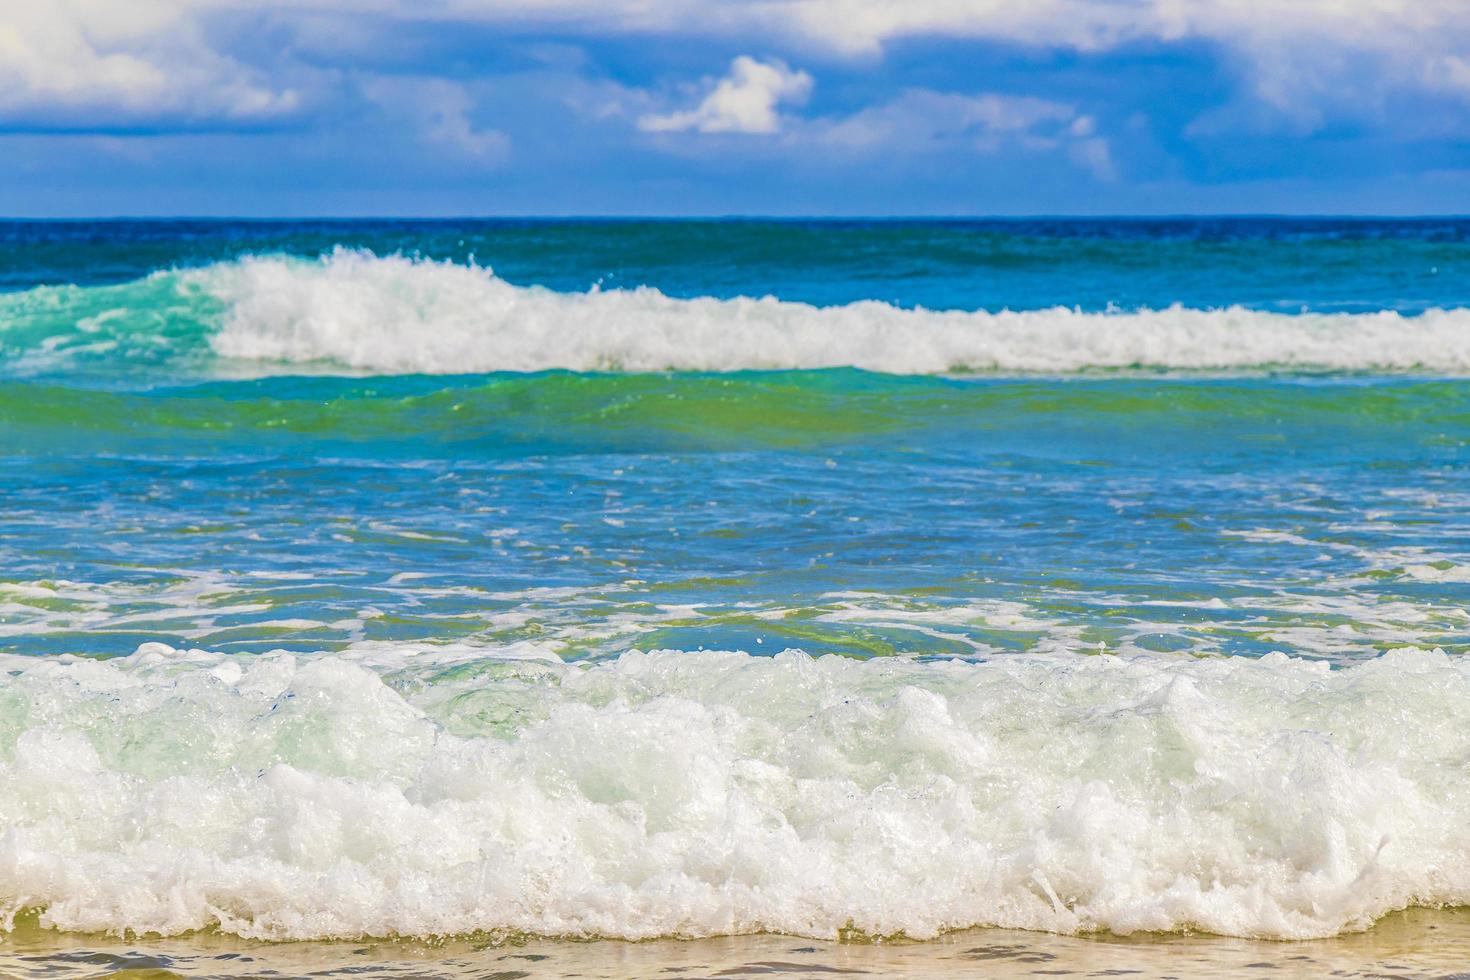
6, 249, 1470, 376
179, 249, 1470, 375
3, 644, 1469, 942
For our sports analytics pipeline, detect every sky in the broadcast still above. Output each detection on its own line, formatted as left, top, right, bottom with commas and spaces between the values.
1, 0, 1468, 216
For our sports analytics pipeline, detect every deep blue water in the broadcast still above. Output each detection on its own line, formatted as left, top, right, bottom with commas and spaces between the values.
4, 216, 1469, 311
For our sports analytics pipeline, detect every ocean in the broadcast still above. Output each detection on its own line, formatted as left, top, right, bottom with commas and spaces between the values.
0, 218, 1468, 974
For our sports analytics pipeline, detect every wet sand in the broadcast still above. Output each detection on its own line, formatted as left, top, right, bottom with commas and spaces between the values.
5, 908, 1470, 979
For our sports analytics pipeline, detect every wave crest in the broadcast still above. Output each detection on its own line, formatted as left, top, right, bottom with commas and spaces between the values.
7, 249, 1470, 376
190, 250, 1470, 374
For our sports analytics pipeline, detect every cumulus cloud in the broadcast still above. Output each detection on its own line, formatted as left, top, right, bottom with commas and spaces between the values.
545, 0, 1470, 127
316, 0, 1470, 76
0, 0, 298, 128
771, 0, 1470, 127
639, 57, 813, 134
4, 0, 1466, 138
623, 71, 1117, 178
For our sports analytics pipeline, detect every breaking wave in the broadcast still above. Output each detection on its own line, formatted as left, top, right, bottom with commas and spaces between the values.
3, 644, 1469, 942
3, 249, 1470, 376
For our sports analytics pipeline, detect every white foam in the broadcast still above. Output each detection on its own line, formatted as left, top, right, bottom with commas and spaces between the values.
178, 250, 1470, 375
3, 644, 1470, 942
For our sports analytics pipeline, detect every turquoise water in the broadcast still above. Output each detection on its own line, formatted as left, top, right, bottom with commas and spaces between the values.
1, 219, 1469, 945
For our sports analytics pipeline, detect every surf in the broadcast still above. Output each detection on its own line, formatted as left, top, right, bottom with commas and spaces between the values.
5, 249, 1470, 377
2, 644, 1468, 942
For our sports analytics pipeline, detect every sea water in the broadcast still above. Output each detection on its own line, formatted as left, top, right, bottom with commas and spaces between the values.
0, 219, 1467, 946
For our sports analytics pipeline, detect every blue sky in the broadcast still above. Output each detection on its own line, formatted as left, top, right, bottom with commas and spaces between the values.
2, 1, 1468, 216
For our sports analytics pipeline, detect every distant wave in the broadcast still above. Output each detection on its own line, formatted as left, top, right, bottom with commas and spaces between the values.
2, 644, 1468, 942
4, 249, 1470, 375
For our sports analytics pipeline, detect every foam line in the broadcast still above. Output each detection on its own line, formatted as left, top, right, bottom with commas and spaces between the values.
2, 644, 1467, 941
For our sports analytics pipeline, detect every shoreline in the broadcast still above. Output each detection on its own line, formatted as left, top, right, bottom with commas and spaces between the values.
6, 907, 1470, 979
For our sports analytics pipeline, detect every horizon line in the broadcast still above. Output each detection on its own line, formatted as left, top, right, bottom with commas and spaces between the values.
4, 213, 1470, 222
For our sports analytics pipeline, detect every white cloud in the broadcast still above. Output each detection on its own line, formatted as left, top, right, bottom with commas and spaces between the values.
808, 89, 1117, 179
322, 0, 1470, 72
818, 91, 1073, 146
639, 57, 813, 134
360, 77, 510, 162
623, 73, 1118, 177
605, 67, 1115, 178
504, 0, 1470, 123
4, 0, 1466, 134
0, 0, 298, 127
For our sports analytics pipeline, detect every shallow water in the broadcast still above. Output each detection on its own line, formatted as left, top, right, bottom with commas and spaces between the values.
7, 909, 1470, 979
0, 219, 1468, 958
